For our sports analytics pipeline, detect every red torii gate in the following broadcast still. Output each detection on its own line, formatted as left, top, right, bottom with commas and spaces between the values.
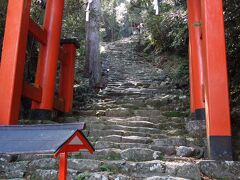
0, 0, 233, 160
187, 0, 232, 160
0, 0, 78, 123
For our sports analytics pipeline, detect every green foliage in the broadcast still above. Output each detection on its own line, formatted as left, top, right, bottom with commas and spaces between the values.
101, 0, 121, 41
99, 164, 118, 173
175, 60, 189, 80
0, 0, 8, 57
224, 0, 240, 86
62, 0, 86, 69
127, 0, 188, 55
62, 0, 85, 39
77, 173, 91, 180
129, 0, 240, 90
70, 152, 82, 159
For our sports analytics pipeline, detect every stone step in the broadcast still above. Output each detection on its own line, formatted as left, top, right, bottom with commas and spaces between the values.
86, 129, 189, 140
91, 138, 200, 157
133, 110, 163, 117
87, 135, 154, 144
74, 172, 131, 180
77, 110, 97, 116
88, 130, 128, 137
85, 124, 185, 138
106, 119, 159, 129
105, 160, 201, 180
106, 116, 185, 124
88, 130, 169, 139
115, 98, 146, 106
158, 122, 185, 131
79, 143, 201, 160
152, 137, 187, 147
3, 157, 240, 179
14, 154, 53, 161
145, 176, 189, 180
106, 119, 185, 130
74, 115, 185, 126
102, 91, 142, 97
120, 103, 146, 109
75, 172, 191, 180
87, 134, 191, 145
26, 169, 59, 180
94, 141, 149, 150
68, 159, 201, 180
58, 116, 105, 123
98, 135, 153, 144
160, 129, 187, 136
105, 108, 134, 117
99, 125, 162, 134
91, 104, 119, 111
93, 141, 187, 157
79, 148, 163, 162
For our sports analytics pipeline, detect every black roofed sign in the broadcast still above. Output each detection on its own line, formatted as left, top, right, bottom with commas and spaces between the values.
0, 123, 95, 180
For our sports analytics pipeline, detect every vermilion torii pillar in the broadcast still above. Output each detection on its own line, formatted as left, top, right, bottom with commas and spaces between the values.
0, 0, 31, 125
187, 0, 205, 121
188, 41, 195, 113
59, 41, 79, 113
31, 0, 65, 118
201, 0, 232, 160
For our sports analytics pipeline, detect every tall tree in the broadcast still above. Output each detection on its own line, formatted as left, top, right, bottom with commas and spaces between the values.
0, 0, 8, 59
85, 0, 102, 90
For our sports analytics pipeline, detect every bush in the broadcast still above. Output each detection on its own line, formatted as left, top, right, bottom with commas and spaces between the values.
127, 0, 188, 55
145, 6, 188, 55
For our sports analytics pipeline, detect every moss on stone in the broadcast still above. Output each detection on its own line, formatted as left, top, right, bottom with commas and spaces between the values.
99, 164, 118, 173
162, 111, 188, 117
77, 173, 91, 180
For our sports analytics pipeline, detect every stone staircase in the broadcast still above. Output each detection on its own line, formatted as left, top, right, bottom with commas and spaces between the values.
1, 37, 240, 179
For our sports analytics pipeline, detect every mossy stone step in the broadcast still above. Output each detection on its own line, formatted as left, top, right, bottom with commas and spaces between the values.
98, 135, 153, 144
94, 141, 149, 150
88, 130, 169, 139
104, 125, 161, 134
78, 148, 163, 162
106, 119, 158, 129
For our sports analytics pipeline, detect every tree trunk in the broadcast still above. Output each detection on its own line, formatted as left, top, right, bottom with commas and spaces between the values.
85, 0, 102, 89
0, 0, 8, 60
